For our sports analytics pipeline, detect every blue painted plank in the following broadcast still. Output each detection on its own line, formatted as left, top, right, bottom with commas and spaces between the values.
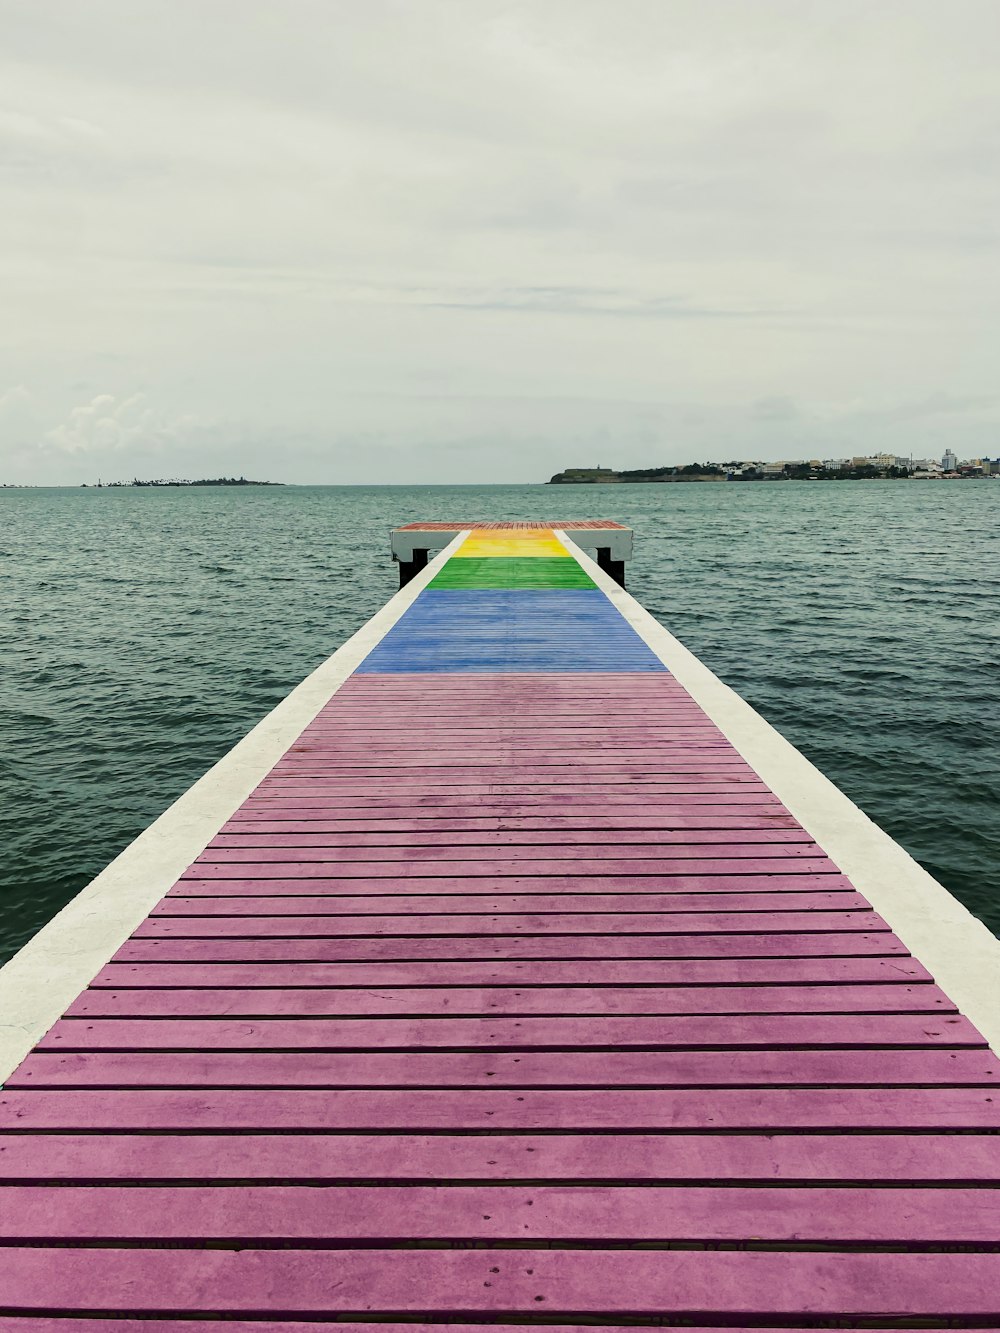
357, 591, 667, 674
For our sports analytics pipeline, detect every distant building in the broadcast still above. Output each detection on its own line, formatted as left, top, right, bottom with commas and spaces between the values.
942, 451, 958, 471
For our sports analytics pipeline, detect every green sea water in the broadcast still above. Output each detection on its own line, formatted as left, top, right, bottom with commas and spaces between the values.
1, 481, 998, 963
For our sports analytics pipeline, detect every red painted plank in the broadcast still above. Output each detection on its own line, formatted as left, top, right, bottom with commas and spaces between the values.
14, 1048, 995, 1089
3, 1086, 997, 1130
2, 1131, 997, 1183
3, 1183, 998, 1244
66, 981, 956, 1018
39, 1012, 979, 1051
1, 1247, 999, 1317
93, 955, 932, 986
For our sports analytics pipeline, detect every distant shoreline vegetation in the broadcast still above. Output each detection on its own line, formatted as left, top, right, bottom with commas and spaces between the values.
548, 456, 998, 484
80, 476, 283, 488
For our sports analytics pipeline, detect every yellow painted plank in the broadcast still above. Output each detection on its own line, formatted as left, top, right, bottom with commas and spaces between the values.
457, 531, 568, 559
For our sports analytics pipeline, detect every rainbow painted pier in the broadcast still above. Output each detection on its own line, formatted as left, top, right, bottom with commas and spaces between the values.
1, 521, 1000, 1326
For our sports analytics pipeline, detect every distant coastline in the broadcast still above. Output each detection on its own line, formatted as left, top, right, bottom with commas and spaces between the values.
79, 476, 283, 488
548, 455, 998, 484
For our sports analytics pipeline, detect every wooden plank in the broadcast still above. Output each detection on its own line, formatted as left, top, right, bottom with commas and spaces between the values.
235, 794, 789, 809
1, 1247, 999, 1317
3, 1086, 997, 1130
244, 782, 775, 797
112, 933, 905, 963
222, 805, 805, 826
176, 873, 854, 897
13, 1048, 996, 1089
135, 910, 888, 937
180, 858, 842, 878
155, 892, 870, 915
65, 981, 957, 1018
192, 843, 825, 864
210, 828, 816, 846
3, 1131, 998, 1183
92, 955, 933, 986
0, 1322, 928, 1333
39, 1012, 980, 1050
3, 1183, 999, 1244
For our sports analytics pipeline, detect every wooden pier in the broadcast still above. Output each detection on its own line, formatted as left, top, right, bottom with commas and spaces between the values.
1, 522, 999, 1326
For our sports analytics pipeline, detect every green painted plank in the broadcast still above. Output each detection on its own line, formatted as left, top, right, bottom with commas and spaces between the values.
430, 558, 595, 590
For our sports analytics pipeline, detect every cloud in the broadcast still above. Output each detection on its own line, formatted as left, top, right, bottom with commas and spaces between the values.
0, 385, 32, 413
43, 393, 197, 456
1, 1, 999, 482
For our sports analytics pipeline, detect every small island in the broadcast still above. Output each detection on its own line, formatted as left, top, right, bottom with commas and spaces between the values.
81, 476, 283, 488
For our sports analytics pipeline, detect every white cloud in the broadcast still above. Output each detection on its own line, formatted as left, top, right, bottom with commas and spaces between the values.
43, 393, 197, 456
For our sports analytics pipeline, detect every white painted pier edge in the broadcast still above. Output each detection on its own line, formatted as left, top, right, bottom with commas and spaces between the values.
559, 528, 1000, 1052
0, 532, 471, 1081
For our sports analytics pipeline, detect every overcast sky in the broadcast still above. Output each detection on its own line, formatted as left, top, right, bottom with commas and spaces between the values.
2, 0, 998, 484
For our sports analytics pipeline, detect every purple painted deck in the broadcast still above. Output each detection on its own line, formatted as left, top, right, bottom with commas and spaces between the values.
1, 529, 998, 1326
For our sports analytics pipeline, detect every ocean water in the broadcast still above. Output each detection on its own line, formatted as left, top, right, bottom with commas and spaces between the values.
1, 481, 997, 963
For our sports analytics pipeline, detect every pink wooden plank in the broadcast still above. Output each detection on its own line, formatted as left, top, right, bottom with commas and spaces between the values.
93, 955, 932, 986
176, 873, 855, 897
3, 1086, 997, 1130
261, 779, 760, 791
66, 981, 956, 1018
112, 933, 904, 963
180, 857, 840, 878
2, 1183, 998, 1244
39, 1012, 979, 1051
283, 735, 735, 749
193, 843, 823, 864
1, 1247, 999, 1317
135, 910, 886, 938
285, 764, 751, 775
270, 746, 748, 757
240, 790, 786, 804
14, 1048, 996, 1089
237, 794, 787, 810
222, 814, 802, 831
0, 1323, 912, 1333
2, 1131, 997, 1183
210, 828, 816, 847
156, 892, 869, 915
